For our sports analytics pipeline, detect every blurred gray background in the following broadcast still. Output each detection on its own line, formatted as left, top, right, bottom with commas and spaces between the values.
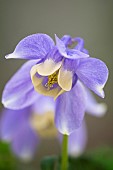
0, 0, 113, 169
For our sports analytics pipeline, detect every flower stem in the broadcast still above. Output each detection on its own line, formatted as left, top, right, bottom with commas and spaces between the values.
61, 134, 68, 170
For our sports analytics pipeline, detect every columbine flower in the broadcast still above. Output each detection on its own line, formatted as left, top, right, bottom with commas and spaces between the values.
3, 34, 108, 99
0, 90, 107, 160
0, 96, 55, 160
2, 34, 108, 135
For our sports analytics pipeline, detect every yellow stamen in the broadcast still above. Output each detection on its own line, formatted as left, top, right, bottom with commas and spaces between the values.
45, 71, 58, 90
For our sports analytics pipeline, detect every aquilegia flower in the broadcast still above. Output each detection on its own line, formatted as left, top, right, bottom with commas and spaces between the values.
0, 91, 107, 160
4, 34, 108, 99
0, 96, 55, 160
2, 34, 108, 135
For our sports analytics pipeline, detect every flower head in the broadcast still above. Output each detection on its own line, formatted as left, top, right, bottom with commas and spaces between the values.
0, 96, 55, 160
4, 34, 108, 100
2, 34, 109, 135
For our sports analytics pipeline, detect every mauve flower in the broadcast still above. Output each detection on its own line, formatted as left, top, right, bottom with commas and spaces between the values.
3, 34, 108, 98
0, 90, 107, 160
2, 34, 108, 135
0, 96, 55, 160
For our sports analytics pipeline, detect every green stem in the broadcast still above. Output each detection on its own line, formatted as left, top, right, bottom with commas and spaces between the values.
61, 134, 68, 170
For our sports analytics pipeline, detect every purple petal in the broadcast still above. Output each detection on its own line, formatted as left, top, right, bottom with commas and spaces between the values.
68, 121, 87, 157
63, 58, 79, 72
55, 35, 89, 59
66, 49, 89, 59
46, 46, 63, 63
2, 60, 40, 109
6, 34, 54, 60
76, 58, 109, 98
0, 107, 31, 141
73, 37, 85, 51
61, 35, 72, 46
55, 34, 67, 57
82, 48, 89, 55
11, 122, 38, 160
85, 88, 107, 117
73, 37, 89, 54
32, 96, 55, 115
55, 81, 86, 135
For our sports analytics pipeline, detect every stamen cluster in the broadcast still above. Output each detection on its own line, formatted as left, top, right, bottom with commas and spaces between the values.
45, 71, 58, 90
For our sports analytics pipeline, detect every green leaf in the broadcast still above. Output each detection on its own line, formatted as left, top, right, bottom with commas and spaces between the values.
40, 155, 58, 170
68, 156, 105, 170
40, 148, 113, 170
87, 147, 113, 170
0, 142, 16, 170
68, 147, 113, 170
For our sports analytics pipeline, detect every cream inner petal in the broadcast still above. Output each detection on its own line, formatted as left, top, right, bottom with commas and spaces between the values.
30, 65, 64, 99
58, 67, 73, 91
30, 111, 57, 138
36, 59, 62, 76
54, 89, 65, 100
30, 65, 43, 86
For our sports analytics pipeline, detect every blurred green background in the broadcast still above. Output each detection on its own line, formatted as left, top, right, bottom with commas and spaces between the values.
0, 0, 113, 169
